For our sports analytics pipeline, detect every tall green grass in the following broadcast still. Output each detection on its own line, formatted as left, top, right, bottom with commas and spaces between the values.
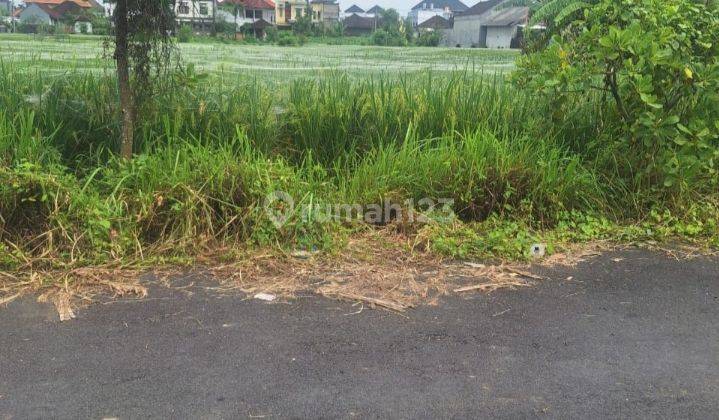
0, 62, 716, 268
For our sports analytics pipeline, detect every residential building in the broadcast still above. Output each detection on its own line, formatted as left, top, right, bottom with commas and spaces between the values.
175, 0, 216, 32
408, 0, 467, 27
480, 6, 528, 48
444, 0, 499, 47
341, 4, 363, 19
342, 12, 375, 35
218, 0, 275, 36
17, 0, 95, 32
310, 0, 338, 28
221, 0, 275, 26
275, 0, 308, 27
23, 0, 99, 10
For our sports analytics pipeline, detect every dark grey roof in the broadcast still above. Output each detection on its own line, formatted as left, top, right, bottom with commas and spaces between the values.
417, 15, 452, 29
343, 13, 376, 29
344, 4, 364, 13
411, 0, 468, 12
366, 5, 384, 13
483, 6, 528, 26
455, 0, 502, 17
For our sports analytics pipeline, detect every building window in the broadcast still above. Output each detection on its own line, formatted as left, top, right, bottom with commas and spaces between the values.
295, 8, 302, 18
199, 2, 208, 15
178, 2, 190, 14
246, 9, 254, 18
279, 7, 283, 17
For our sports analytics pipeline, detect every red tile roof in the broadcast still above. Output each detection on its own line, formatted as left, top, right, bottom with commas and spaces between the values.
222, 0, 276, 9
24, 0, 94, 8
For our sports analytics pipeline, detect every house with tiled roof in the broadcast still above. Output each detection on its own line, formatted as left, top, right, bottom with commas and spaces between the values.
408, 0, 467, 27
17, 0, 96, 32
24, 0, 92, 7
219, 0, 276, 36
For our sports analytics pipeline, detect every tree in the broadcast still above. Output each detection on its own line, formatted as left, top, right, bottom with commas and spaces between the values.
110, 0, 176, 159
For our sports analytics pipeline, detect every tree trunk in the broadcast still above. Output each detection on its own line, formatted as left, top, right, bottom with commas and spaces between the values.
114, 0, 134, 159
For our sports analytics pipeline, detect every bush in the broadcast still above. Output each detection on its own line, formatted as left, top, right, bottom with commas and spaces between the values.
265, 26, 279, 43
277, 32, 300, 46
514, 0, 719, 196
371, 29, 407, 46
214, 19, 235, 39
415, 31, 441, 47
178, 25, 193, 43
90, 13, 110, 35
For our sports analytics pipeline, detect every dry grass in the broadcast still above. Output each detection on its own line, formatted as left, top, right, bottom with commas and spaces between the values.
0, 231, 620, 317
206, 231, 554, 312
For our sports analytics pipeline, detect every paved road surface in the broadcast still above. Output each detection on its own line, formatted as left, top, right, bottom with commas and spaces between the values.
1, 249, 718, 419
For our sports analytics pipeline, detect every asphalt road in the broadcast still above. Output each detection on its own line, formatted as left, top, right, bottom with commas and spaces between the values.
1, 249, 718, 419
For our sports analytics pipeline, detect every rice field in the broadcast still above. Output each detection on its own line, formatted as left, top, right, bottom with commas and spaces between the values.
0, 33, 518, 81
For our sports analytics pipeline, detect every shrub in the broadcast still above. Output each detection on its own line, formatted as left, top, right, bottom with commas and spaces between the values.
178, 25, 193, 43
277, 32, 300, 46
265, 26, 279, 43
371, 29, 407, 46
415, 30, 441, 47
90, 14, 110, 35
514, 0, 719, 196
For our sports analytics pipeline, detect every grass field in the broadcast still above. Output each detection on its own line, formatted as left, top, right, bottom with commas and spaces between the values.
0, 34, 518, 81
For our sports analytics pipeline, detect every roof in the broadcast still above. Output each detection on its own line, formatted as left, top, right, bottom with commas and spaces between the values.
344, 4, 364, 13
22, 2, 63, 19
241, 18, 274, 29
366, 5, 383, 13
343, 13, 376, 29
417, 14, 451, 29
24, 0, 94, 8
53, 0, 86, 16
242, 0, 276, 9
411, 0, 468, 12
483, 6, 528, 26
22, 0, 93, 20
455, 0, 502, 17
222, 0, 276, 8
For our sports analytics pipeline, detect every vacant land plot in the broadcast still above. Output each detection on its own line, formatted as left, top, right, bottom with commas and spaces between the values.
0, 34, 518, 81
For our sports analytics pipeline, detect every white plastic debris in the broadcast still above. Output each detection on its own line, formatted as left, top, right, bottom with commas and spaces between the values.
254, 292, 277, 302
290, 250, 317, 259
463, 262, 486, 269
529, 243, 546, 258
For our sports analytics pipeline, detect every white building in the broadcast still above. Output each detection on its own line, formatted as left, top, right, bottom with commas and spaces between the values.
444, 0, 528, 48
175, 0, 216, 32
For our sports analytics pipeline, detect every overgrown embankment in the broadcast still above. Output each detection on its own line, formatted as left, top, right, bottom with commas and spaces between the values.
0, 61, 717, 272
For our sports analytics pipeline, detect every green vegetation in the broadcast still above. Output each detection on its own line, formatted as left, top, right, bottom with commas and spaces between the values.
0, 0, 717, 271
